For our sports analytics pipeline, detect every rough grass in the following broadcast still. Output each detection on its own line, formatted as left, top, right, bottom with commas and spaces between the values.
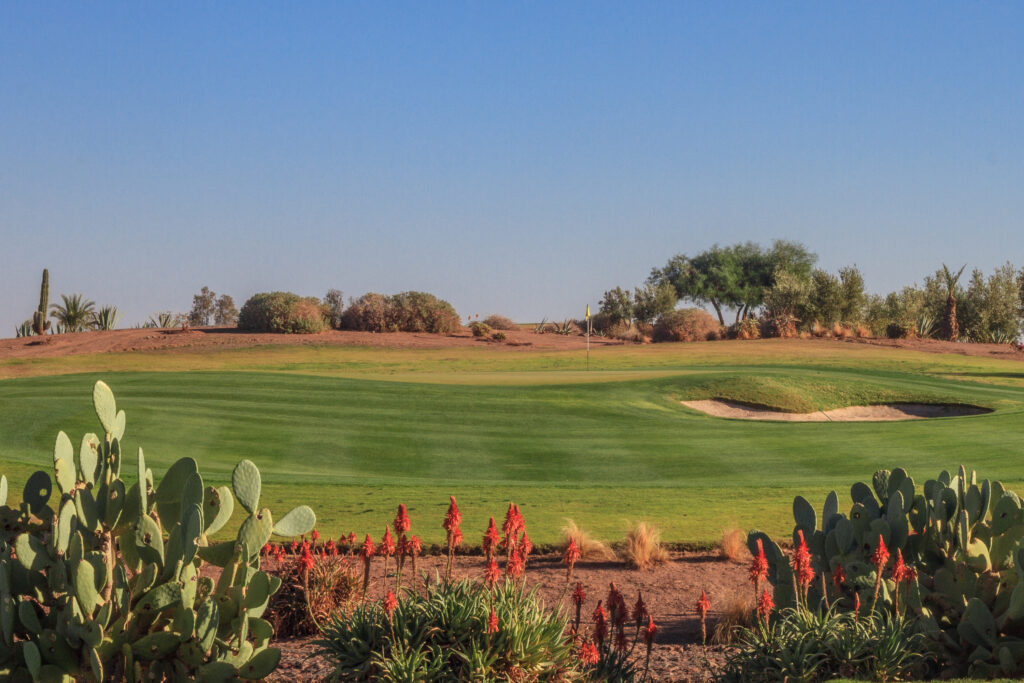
4, 340, 1024, 545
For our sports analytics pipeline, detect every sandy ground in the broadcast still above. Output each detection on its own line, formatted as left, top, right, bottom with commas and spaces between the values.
681, 399, 989, 422
266, 550, 748, 682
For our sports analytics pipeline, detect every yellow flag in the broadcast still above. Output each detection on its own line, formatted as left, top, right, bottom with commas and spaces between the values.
585, 304, 590, 320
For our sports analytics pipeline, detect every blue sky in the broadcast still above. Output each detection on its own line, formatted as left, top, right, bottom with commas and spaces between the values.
2, 2, 1022, 331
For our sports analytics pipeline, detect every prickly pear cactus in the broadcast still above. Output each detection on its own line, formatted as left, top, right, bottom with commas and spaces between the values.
748, 466, 1024, 678
0, 380, 316, 681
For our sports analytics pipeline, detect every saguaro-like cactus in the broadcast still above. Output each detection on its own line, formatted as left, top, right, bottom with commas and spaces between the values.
31, 269, 50, 336
0, 380, 315, 681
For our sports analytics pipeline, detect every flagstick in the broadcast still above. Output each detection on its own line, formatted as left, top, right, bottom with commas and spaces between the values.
586, 317, 590, 371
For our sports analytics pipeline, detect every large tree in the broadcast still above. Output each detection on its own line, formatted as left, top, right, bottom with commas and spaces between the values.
188, 287, 217, 326
214, 294, 239, 326
938, 264, 967, 342
50, 294, 96, 332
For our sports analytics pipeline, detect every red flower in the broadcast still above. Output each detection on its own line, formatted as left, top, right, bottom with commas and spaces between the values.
482, 517, 500, 557
573, 582, 586, 606
383, 590, 398, 617
409, 535, 422, 557
261, 543, 272, 556
832, 563, 846, 589
359, 534, 375, 560
870, 534, 890, 572
643, 615, 657, 646
506, 547, 525, 579
299, 548, 315, 572
632, 592, 648, 627
484, 558, 501, 588
757, 588, 775, 620
854, 591, 861, 612
443, 496, 462, 533
288, 540, 298, 554
792, 530, 815, 589
593, 601, 608, 645
579, 641, 600, 666
394, 504, 410, 536
347, 531, 357, 546
749, 538, 769, 586
501, 502, 523, 548
564, 538, 581, 568
452, 527, 463, 548
696, 589, 710, 617
311, 529, 320, 542
607, 583, 627, 627
380, 527, 396, 558
615, 628, 629, 652
891, 548, 911, 584
487, 607, 499, 634
521, 532, 533, 557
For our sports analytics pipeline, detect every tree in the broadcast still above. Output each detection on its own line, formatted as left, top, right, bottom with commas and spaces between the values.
938, 264, 966, 341
599, 287, 634, 326
324, 289, 345, 329
837, 266, 866, 323
214, 295, 239, 326
633, 282, 676, 325
805, 270, 842, 324
50, 294, 96, 332
960, 263, 1019, 341
188, 287, 217, 326
763, 270, 810, 320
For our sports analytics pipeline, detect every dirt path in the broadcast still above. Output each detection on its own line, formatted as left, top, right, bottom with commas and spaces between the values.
681, 399, 989, 422
268, 551, 748, 682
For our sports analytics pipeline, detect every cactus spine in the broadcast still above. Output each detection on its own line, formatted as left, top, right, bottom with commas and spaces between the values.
31, 268, 50, 336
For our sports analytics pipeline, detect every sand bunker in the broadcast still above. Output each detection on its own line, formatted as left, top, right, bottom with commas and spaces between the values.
681, 399, 989, 422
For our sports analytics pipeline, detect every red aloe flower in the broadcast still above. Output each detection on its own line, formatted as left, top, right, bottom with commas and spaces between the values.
261, 543, 272, 556
482, 517, 500, 559
632, 592, 648, 627
891, 548, 909, 583
380, 527, 395, 558
409, 535, 422, 557
484, 558, 501, 588
854, 591, 861, 613
311, 529, 320, 542
443, 496, 462, 533
452, 527, 463, 547
579, 641, 600, 666
359, 535, 375, 560
501, 502, 518, 550
749, 538, 769, 590
288, 540, 298, 554
607, 583, 627, 627
506, 546, 525, 579
696, 589, 711, 645
573, 582, 586, 605
833, 563, 846, 589
870, 534, 890, 571
564, 537, 582, 567
299, 547, 315, 572
615, 628, 629, 652
383, 590, 398, 618
791, 530, 815, 590
488, 607, 499, 634
394, 504, 410, 536
644, 614, 657, 646
593, 601, 608, 647
347, 531, 357, 546
757, 588, 775, 620
521, 532, 533, 557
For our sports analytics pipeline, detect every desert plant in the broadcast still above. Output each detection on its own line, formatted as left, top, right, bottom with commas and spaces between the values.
561, 520, 617, 561
50, 293, 95, 332
622, 522, 668, 570
733, 317, 761, 340
553, 319, 578, 336
651, 308, 718, 343
0, 380, 316, 680
238, 291, 327, 334
469, 321, 492, 337
15, 321, 34, 338
266, 548, 359, 638
720, 528, 746, 562
32, 269, 51, 336
939, 263, 967, 341
712, 595, 755, 645
146, 312, 181, 329
916, 311, 937, 339
532, 318, 548, 334
90, 305, 120, 331
491, 331, 507, 342
482, 314, 516, 330
315, 578, 578, 680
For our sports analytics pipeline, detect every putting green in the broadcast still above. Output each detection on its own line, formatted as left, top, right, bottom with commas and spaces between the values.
2, 339, 1024, 545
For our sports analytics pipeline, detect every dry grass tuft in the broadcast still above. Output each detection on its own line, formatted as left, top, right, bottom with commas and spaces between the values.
622, 521, 669, 570
482, 314, 516, 330
561, 519, 617, 561
711, 595, 755, 644
720, 528, 746, 563
855, 324, 872, 338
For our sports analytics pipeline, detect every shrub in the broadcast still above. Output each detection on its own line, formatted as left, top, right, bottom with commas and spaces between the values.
712, 595, 755, 645
652, 308, 718, 342
720, 528, 745, 562
314, 579, 578, 680
340, 292, 460, 334
238, 291, 328, 333
622, 521, 668, 570
733, 317, 761, 340
482, 314, 516, 330
265, 548, 360, 638
561, 519, 617, 561
469, 321, 492, 337
491, 331, 507, 342
0, 381, 316, 680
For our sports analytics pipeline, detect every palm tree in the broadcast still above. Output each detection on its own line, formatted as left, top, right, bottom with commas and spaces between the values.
91, 305, 120, 331
939, 264, 966, 342
50, 294, 96, 333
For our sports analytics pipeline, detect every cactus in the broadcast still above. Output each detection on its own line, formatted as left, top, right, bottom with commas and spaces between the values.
749, 466, 1024, 678
0, 380, 315, 681
31, 268, 50, 336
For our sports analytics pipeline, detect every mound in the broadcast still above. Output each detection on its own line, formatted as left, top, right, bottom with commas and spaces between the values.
682, 399, 989, 422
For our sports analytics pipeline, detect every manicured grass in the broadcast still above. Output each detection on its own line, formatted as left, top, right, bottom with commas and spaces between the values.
3, 340, 1024, 545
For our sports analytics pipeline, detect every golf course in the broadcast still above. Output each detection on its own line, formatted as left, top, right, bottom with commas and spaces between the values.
3, 335, 1023, 546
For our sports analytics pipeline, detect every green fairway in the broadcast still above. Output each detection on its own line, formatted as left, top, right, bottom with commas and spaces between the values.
3, 339, 1024, 546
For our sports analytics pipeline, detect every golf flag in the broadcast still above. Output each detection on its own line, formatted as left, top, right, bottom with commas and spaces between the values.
586, 304, 590, 320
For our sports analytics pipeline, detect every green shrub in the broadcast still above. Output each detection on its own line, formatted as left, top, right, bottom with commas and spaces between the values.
0, 381, 316, 680
340, 292, 460, 334
652, 308, 718, 342
238, 291, 328, 333
491, 331, 507, 342
482, 314, 516, 330
315, 578, 578, 681
469, 321, 492, 337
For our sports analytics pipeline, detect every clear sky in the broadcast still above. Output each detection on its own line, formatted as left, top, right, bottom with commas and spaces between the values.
2, 2, 1022, 331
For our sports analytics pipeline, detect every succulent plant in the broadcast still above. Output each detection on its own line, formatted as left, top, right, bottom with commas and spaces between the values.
748, 466, 1024, 678
0, 380, 315, 681
31, 269, 51, 337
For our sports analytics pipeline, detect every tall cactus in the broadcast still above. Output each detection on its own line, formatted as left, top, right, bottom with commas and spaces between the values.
31, 268, 50, 336
0, 380, 315, 680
